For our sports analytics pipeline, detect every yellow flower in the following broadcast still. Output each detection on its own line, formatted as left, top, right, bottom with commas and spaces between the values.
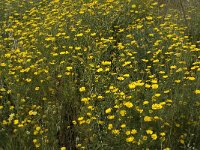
144, 116, 152, 122
101, 61, 111, 65
146, 16, 153, 20
78, 117, 84, 121
160, 132, 166, 136
60, 147, 66, 150
152, 103, 163, 110
10, 106, 15, 110
88, 106, 94, 110
34, 131, 38, 135
154, 93, 161, 97
126, 130, 131, 135
152, 84, 158, 89
76, 33, 83, 37
164, 90, 170, 93
81, 97, 90, 104
170, 65, 177, 69
151, 79, 158, 83
105, 68, 110, 72
180, 139, 185, 144
123, 74, 130, 77
108, 124, 113, 130
117, 43, 125, 49
134, 82, 144, 86
75, 47, 81, 50
146, 129, 153, 135
35, 87, 40, 91
45, 36, 55, 41
151, 134, 158, 140
107, 115, 115, 120
91, 33, 96, 36
174, 80, 181, 83
18, 124, 24, 127
72, 120, 77, 125
128, 82, 136, 89
97, 68, 103, 72
29, 110, 37, 116
145, 84, 151, 88
79, 87, 86, 92
66, 66, 73, 71
166, 99, 173, 103
117, 77, 124, 81
131, 4, 136, 8
97, 95, 103, 99
112, 129, 120, 135
194, 90, 200, 94
126, 136, 134, 142
105, 108, 112, 114
124, 101, 133, 108
154, 116, 160, 120
163, 148, 171, 150
163, 75, 168, 78
131, 129, 137, 135
97, 121, 104, 125
121, 124, 126, 128
33, 139, 37, 143
42, 97, 47, 101
0, 63, 7, 67
187, 77, 195, 80
3, 120, 8, 125
36, 127, 41, 131
143, 136, 148, 140
143, 101, 149, 105
119, 110, 126, 116
25, 78, 32, 82
14, 120, 19, 125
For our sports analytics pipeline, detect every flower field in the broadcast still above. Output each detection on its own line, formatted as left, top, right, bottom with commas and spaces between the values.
0, 0, 200, 149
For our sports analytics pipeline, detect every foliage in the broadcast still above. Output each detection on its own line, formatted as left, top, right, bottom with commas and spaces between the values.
0, 0, 200, 150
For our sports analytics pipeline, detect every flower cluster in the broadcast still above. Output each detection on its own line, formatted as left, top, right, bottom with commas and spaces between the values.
0, 0, 199, 149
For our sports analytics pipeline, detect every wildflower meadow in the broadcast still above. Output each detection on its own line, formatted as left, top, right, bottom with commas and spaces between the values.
0, 0, 200, 149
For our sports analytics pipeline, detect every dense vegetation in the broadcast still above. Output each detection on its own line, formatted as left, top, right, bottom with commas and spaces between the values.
0, 0, 200, 149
